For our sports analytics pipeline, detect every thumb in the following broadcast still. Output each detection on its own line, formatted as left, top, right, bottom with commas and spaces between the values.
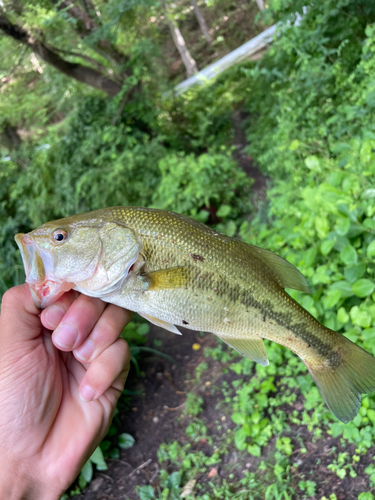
0, 284, 42, 344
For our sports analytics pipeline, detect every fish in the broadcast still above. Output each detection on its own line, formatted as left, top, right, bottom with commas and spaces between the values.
14, 206, 375, 423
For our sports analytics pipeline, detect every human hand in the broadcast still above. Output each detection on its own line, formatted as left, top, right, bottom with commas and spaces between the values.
0, 284, 131, 500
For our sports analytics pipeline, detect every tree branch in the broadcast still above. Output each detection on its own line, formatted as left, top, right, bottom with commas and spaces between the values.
0, 46, 27, 88
190, 0, 212, 45
0, 9, 122, 96
51, 0, 127, 66
162, 1, 198, 77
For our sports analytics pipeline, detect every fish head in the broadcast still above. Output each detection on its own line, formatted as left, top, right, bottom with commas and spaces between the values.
15, 212, 142, 308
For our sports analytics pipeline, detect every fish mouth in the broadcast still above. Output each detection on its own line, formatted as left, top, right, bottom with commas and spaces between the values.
15, 233, 73, 308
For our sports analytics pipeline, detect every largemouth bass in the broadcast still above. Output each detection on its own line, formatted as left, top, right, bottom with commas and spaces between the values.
15, 206, 375, 423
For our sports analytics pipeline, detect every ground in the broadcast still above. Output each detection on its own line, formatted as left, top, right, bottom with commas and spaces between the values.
71, 324, 373, 500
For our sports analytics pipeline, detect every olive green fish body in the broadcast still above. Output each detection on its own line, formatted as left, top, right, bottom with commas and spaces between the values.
103, 208, 337, 364
15, 206, 375, 423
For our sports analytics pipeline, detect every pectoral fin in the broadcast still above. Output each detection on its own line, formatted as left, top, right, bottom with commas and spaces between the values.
219, 336, 269, 366
145, 266, 189, 291
138, 312, 182, 335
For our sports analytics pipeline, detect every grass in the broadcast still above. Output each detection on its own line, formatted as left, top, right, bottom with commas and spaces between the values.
132, 338, 375, 500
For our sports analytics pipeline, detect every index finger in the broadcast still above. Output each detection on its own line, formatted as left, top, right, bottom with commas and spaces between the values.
49, 294, 107, 351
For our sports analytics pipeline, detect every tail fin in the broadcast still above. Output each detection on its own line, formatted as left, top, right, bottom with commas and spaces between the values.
305, 337, 375, 423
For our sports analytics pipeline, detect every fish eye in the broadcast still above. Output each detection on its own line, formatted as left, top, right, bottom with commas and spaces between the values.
52, 229, 68, 244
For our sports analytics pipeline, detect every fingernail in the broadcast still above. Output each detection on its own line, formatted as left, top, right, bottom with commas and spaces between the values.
80, 385, 96, 402
74, 340, 95, 362
44, 305, 65, 329
53, 324, 78, 350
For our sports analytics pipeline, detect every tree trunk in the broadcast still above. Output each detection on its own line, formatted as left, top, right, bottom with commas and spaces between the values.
255, 0, 265, 10
0, 9, 122, 97
190, 0, 212, 45
163, 3, 198, 77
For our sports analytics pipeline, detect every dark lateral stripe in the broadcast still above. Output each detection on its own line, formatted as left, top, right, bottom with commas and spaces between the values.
260, 298, 332, 358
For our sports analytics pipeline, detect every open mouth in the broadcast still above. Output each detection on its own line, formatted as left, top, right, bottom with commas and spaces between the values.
15, 233, 73, 308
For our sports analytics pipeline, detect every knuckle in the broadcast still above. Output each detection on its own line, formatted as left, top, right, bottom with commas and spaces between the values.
82, 296, 105, 319
1, 286, 25, 311
99, 315, 122, 337
115, 337, 129, 356
103, 339, 129, 370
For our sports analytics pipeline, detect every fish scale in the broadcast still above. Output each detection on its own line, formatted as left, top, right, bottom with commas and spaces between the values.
15, 206, 375, 423
108, 208, 314, 344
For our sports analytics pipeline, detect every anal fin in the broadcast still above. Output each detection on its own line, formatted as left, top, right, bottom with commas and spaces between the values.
219, 336, 269, 366
138, 312, 182, 335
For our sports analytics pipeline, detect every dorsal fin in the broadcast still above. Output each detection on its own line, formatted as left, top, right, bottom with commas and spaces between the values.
219, 336, 269, 366
248, 245, 310, 293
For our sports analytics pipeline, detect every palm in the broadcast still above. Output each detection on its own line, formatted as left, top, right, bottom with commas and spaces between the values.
2, 328, 116, 491
0, 286, 130, 497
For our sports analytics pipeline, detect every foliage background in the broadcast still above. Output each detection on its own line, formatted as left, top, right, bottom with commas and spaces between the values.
2, 0, 375, 498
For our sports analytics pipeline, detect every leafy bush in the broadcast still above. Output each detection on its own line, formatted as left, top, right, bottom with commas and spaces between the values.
233, 0, 375, 452
0, 87, 253, 293
152, 150, 252, 233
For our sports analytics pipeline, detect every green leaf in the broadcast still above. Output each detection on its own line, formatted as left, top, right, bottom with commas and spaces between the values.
362, 328, 375, 340
137, 322, 150, 335
340, 245, 358, 265
119, 433, 135, 449
344, 264, 366, 283
330, 280, 353, 298
323, 289, 341, 309
90, 446, 107, 471
337, 468, 346, 479
367, 409, 375, 425
350, 306, 372, 328
289, 139, 300, 151
303, 247, 317, 266
137, 485, 156, 500
352, 279, 375, 298
100, 440, 111, 451
165, 471, 181, 490
367, 240, 375, 258
80, 460, 93, 484
321, 239, 335, 256
358, 494, 375, 500
216, 204, 231, 217
335, 217, 350, 236
247, 444, 261, 457
224, 220, 237, 237
231, 412, 246, 425
347, 223, 365, 238
305, 155, 321, 172
337, 307, 349, 324
234, 428, 248, 450
315, 216, 329, 239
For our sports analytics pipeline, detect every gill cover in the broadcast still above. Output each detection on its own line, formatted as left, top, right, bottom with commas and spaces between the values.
73, 222, 142, 297
15, 220, 142, 307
